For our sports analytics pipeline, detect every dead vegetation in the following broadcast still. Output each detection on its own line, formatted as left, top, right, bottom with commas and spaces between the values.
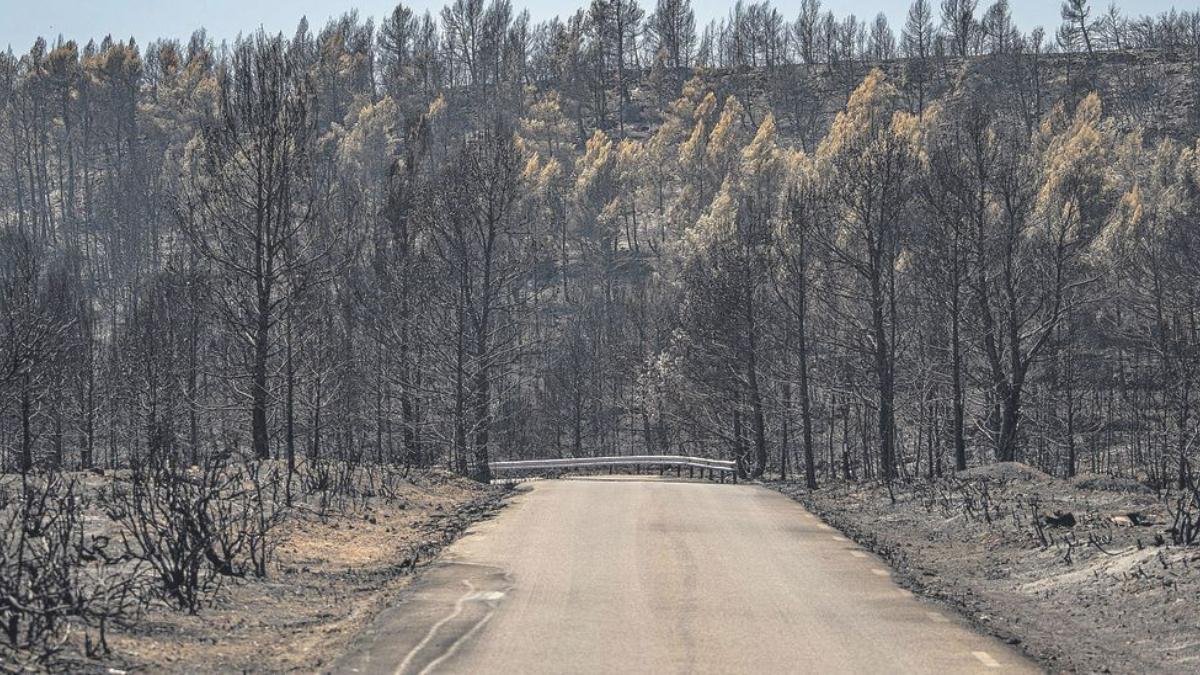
0, 473, 139, 669
773, 464, 1200, 673
0, 462, 506, 673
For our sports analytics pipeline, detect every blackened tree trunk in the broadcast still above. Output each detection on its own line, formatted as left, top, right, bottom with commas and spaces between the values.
473, 365, 493, 482
20, 373, 32, 473
871, 247, 897, 481
284, 308, 296, 500
252, 285, 272, 460
745, 291, 768, 478
951, 250, 967, 471
797, 291, 817, 489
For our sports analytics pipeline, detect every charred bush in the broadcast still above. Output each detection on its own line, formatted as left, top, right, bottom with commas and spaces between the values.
106, 461, 222, 612
0, 473, 137, 665
106, 455, 287, 612
1167, 470, 1200, 546
299, 458, 378, 515
242, 460, 286, 577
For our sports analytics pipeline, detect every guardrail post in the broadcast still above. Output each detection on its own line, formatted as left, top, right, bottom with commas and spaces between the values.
732, 470, 737, 484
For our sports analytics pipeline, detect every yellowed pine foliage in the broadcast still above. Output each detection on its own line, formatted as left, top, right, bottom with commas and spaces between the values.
1036, 93, 1117, 239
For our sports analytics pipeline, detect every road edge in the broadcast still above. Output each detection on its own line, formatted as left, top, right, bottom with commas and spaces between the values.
764, 481, 1072, 674
312, 483, 518, 673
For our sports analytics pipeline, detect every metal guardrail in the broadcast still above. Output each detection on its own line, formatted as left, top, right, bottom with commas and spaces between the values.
490, 455, 740, 482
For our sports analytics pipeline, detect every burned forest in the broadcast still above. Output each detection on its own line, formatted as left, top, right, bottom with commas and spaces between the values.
3, 0, 1200, 671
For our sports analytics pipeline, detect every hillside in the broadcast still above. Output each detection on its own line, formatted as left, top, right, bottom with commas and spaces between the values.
618, 49, 1199, 151
3, 1, 1200, 668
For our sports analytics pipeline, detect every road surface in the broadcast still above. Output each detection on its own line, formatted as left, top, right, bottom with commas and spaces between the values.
334, 476, 1038, 674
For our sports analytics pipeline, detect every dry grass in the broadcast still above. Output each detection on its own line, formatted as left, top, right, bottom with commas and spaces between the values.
47, 469, 508, 674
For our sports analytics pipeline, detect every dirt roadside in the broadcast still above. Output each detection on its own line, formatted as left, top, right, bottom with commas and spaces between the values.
60, 470, 511, 674
770, 464, 1200, 674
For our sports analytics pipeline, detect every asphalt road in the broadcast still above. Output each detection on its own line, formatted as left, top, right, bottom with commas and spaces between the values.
334, 476, 1039, 674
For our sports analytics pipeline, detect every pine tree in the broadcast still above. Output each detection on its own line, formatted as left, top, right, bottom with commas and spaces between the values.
816, 69, 919, 481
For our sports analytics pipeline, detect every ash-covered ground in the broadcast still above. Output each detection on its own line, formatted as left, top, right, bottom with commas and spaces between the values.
772, 464, 1200, 674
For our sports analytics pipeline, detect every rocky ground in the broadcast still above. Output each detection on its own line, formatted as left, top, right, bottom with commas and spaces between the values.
770, 464, 1200, 674
49, 469, 509, 674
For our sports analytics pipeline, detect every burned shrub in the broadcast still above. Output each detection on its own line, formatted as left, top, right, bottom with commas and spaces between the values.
1167, 471, 1200, 546
106, 455, 287, 612
299, 458, 369, 516
0, 473, 136, 665
242, 460, 287, 578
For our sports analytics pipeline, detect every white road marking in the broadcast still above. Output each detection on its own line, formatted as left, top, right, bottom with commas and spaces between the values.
972, 651, 1002, 668
418, 607, 498, 675
850, 551, 867, 558
926, 611, 949, 623
465, 591, 506, 601
832, 535, 847, 542
395, 581, 476, 675
395, 582, 506, 675
871, 568, 889, 577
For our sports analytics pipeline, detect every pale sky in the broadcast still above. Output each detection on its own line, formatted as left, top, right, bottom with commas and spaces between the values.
0, 0, 1186, 54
